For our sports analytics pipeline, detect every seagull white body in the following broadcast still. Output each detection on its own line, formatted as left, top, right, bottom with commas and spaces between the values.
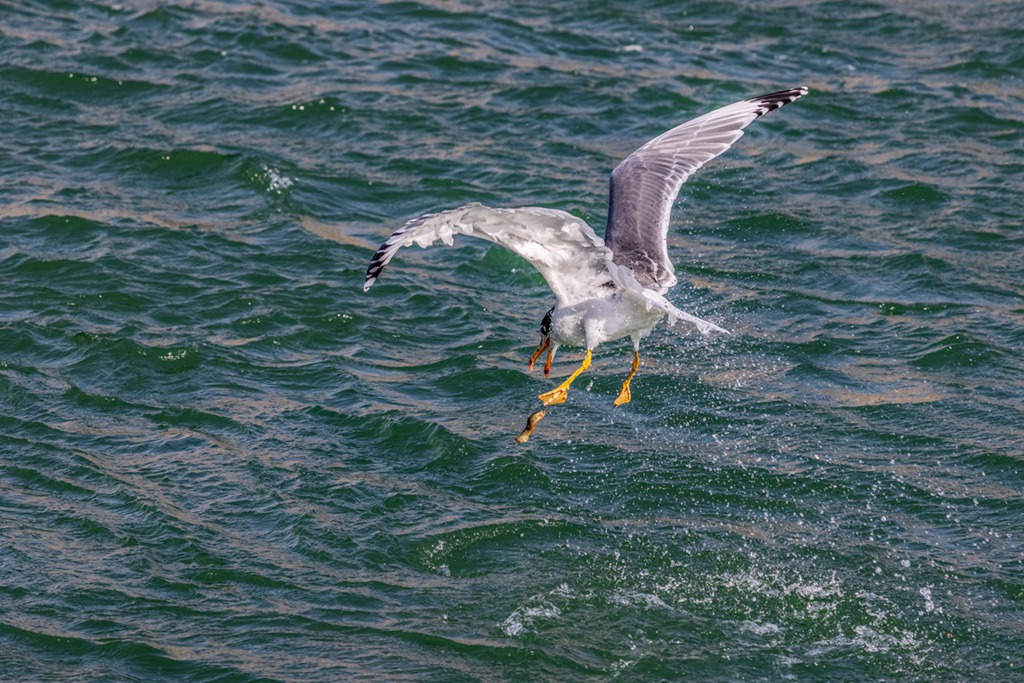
363, 86, 808, 440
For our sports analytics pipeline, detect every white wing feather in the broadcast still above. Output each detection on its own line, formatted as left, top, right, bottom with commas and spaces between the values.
605, 86, 809, 292
363, 203, 614, 307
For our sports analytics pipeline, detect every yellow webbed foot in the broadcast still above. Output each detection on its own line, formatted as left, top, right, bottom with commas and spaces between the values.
537, 349, 591, 406
537, 387, 568, 406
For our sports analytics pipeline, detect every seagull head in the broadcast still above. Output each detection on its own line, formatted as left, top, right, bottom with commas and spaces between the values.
539, 305, 554, 345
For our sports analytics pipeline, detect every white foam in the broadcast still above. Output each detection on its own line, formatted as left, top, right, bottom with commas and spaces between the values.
500, 602, 561, 637
919, 586, 935, 613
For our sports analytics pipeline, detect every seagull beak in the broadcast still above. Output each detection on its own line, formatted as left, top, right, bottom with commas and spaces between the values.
528, 336, 551, 372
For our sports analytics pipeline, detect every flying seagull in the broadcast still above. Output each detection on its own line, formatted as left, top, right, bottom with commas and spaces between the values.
364, 86, 808, 442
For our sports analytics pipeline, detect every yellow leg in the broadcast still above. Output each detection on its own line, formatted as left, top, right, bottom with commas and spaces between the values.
543, 346, 554, 376
537, 349, 592, 406
613, 350, 641, 407
514, 408, 547, 444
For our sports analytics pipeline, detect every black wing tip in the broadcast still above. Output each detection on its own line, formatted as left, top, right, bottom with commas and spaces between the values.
749, 86, 809, 116
363, 247, 390, 291
362, 219, 418, 292
363, 249, 389, 291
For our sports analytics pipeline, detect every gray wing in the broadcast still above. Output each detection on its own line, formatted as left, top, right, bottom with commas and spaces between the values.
364, 203, 614, 306
604, 86, 808, 293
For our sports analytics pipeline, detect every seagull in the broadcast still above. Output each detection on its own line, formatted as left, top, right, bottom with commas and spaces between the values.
364, 86, 808, 442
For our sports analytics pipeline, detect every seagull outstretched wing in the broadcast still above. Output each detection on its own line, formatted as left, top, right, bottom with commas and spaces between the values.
363, 203, 614, 306
604, 86, 808, 292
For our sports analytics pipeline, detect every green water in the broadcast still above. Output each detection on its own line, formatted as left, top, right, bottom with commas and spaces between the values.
1, 1, 1022, 681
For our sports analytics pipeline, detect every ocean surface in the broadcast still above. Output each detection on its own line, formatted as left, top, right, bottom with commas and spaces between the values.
2, 1, 1022, 681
